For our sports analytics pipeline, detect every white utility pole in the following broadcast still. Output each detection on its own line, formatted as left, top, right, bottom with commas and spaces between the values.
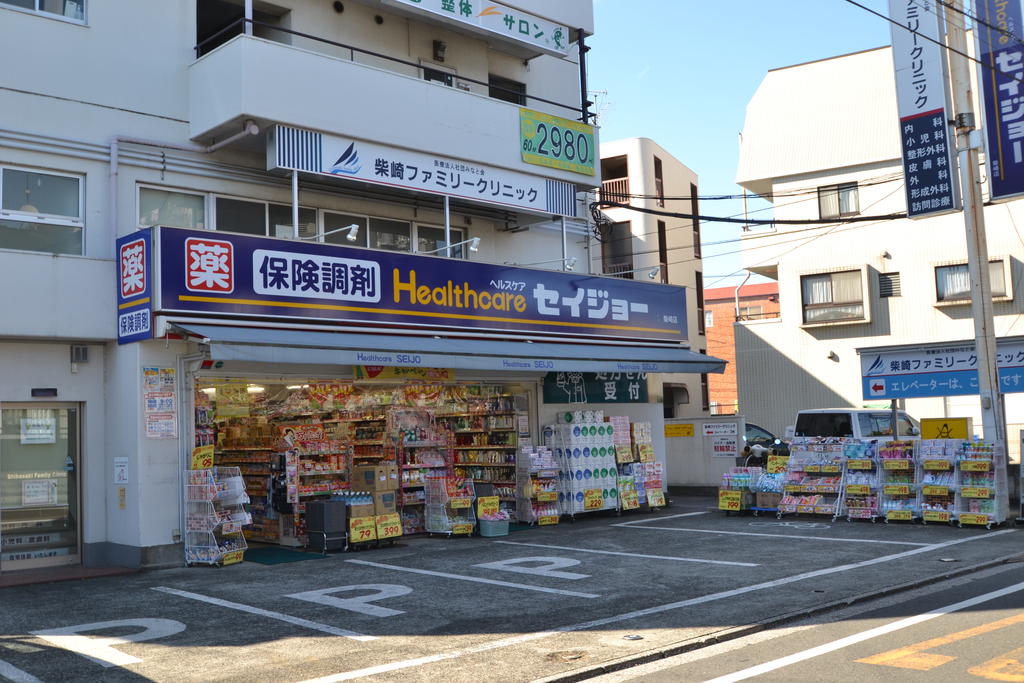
945, 0, 1004, 443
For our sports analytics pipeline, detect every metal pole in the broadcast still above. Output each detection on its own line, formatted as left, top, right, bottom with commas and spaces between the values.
291, 170, 299, 239
244, 0, 253, 36
946, 1, 1004, 444
577, 29, 590, 124
443, 195, 451, 257
560, 216, 567, 269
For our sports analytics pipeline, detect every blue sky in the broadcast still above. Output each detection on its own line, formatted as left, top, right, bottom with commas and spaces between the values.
588, 0, 893, 288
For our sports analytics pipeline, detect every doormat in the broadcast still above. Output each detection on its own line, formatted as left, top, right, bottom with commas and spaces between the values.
243, 547, 327, 565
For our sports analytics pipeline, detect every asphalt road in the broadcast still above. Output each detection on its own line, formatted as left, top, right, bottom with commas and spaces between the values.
588, 563, 1024, 682
1, 503, 1021, 682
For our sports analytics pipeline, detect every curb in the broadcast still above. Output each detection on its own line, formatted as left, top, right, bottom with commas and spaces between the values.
534, 552, 1024, 682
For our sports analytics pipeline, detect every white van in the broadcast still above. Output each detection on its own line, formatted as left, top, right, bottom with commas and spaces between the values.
785, 408, 921, 441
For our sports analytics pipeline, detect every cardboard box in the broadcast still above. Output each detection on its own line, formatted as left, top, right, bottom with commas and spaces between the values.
373, 490, 398, 515
755, 492, 782, 509
347, 503, 375, 519
351, 465, 391, 491
386, 465, 400, 489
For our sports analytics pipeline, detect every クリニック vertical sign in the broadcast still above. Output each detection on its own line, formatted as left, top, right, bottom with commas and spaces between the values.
976, 0, 1024, 200
888, 0, 961, 218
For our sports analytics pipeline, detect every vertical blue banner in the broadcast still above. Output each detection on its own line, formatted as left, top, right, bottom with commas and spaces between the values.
116, 229, 153, 344
977, 0, 1024, 199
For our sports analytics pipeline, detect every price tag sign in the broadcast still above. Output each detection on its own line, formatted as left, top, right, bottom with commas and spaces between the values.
821, 465, 841, 474
375, 513, 403, 539
451, 523, 474, 535
718, 489, 743, 511
847, 459, 874, 470
846, 484, 871, 495
804, 465, 821, 473
923, 510, 951, 523
450, 496, 472, 509
191, 445, 215, 470
960, 460, 991, 472
883, 459, 912, 470
797, 505, 815, 514
959, 513, 989, 525
476, 496, 499, 518
350, 516, 377, 542
621, 490, 640, 510
520, 108, 595, 175
922, 485, 950, 496
221, 550, 244, 566
646, 489, 666, 507
536, 491, 558, 502
922, 459, 952, 470
883, 484, 911, 496
961, 487, 991, 498
766, 455, 790, 474
583, 489, 603, 510
886, 510, 913, 521
537, 515, 559, 525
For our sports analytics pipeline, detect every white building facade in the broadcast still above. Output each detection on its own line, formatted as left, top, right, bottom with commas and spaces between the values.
0, 0, 720, 573
735, 46, 1024, 453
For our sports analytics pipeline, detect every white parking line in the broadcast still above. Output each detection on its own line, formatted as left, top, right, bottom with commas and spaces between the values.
151, 587, 374, 641
0, 660, 42, 683
614, 525, 929, 546
302, 529, 1013, 681
494, 541, 759, 567
614, 511, 708, 526
703, 576, 1024, 682
345, 559, 601, 598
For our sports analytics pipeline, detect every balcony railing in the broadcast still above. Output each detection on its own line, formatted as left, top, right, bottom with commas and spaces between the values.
196, 18, 586, 118
600, 178, 630, 204
736, 311, 781, 322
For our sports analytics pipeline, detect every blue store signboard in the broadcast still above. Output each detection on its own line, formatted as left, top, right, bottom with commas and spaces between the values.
147, 227, 687, 343
116, 228, 153, 344
977, 0, 1024, 200
860, 340, 1024, 399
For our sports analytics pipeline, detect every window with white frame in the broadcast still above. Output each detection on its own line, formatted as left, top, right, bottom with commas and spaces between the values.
213, 196, 315, 239
322, 212, 368, 247
935, 260, 1007, 302
2, 0, 84, 21
818, 182, 859, 220
138, 187, 206, 229
416, 225, 466, 258
0, 166, 83, 255
369, 218, 412, 252
704, 310, 713, 328
801, 269, 865, 323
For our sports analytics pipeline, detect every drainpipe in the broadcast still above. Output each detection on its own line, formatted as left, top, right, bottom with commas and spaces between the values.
443, 195, 451, 257
244, 0, 253, 36
561, 216, 567, 269
292, 170, 300, 239
109, 120, 258, 239
734, 271, 751, 321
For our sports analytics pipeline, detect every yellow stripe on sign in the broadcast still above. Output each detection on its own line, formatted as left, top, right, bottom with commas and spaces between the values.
119, 297, 150, 310
857, 612, 1024, 671
178, 295, 678, 335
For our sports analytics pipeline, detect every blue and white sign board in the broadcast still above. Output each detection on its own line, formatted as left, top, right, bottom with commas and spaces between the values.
116, 229, 153, 344
860, 340, 1024, 399
976, 0, 1024, 200
889, 0, 960, 218
269, 126, 581, 217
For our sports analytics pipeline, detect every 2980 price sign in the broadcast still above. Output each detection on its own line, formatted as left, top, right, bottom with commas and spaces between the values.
520, 108, 595, 176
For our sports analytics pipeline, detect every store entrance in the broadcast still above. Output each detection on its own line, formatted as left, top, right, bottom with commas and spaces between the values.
0, 403, 81, 571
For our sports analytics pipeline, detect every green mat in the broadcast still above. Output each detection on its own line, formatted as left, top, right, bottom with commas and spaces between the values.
243, 546, 326, 565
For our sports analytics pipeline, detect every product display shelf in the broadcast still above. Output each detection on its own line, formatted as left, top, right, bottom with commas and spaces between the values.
842, 442, 880, 522
215, 447, 276, 541
777, 438, 847, 520
954, 441, 1008, 528
918, 439, 960, 524
545, 422, 620, 519
718, 467, 760, 514
424, 476, 476, 536
879, 440, 919, 523
515, 447, 561, 525
184, 467, 250, 566
398, 431, 453, 534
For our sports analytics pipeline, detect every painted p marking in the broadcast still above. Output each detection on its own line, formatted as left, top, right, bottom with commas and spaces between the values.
31, 618, 185, 667
286, 584, 412, 617
473, 556, 589, 580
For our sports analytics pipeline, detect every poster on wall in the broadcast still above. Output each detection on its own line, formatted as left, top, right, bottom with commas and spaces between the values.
711, 435, 738, 458
143, 367, 177, 439
20, 418, 56, 445
22, 479, 58, 506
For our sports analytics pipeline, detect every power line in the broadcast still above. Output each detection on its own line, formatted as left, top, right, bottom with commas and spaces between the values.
593, 199, 907, 225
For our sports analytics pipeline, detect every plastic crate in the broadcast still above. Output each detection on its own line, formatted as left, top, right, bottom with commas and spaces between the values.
479, 519, 509, 537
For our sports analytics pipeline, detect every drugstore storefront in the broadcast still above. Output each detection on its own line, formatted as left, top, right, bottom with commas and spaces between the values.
118, 226, 724, 561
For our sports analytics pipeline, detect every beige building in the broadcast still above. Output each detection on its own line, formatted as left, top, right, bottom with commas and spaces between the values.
735, 46, 1024, 455
599, 138, 709, 419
